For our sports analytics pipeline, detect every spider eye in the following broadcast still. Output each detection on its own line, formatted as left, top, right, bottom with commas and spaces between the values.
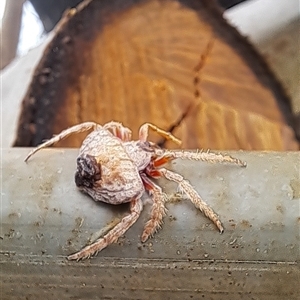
75, 154, 101, 187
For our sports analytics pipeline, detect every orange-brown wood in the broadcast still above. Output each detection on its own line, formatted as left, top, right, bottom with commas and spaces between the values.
14, 0, 299, 150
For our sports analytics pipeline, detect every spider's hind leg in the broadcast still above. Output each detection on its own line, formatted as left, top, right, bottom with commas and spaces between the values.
25, 122, 99, 162
68, 197, 143, 260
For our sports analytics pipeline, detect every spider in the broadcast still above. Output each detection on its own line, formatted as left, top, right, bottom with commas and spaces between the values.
25, 121, 246, 260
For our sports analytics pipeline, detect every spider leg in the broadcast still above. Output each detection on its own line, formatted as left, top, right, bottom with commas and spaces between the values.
152, 155, 174, 168
139, 123, 182, 146
103, 121, 132, 141
154, 149, 246, 167
24, 122, 100, 162
140, 174, 168, 242
67, 197, 143, 261
159, 168, 224, 233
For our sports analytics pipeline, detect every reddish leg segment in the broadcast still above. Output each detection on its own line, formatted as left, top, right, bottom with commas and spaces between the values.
154, 149, 246, 167
152, 155, 173, 168
67, 197, 143, 260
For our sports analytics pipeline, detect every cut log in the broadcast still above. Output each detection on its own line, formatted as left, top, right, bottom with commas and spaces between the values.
14, 0, 299, 150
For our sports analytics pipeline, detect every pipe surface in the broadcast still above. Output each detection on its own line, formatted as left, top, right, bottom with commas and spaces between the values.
1, 149, 299, 299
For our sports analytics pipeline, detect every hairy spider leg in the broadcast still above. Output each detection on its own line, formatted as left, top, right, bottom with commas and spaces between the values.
67, 197, 143, 260
150, 167, 224, 233
145, 150, 245, 234
154, 149, 246, 167
140, 173, 168, 242
103, 121, 132, 141
24, 122, 100, 162
152, 154, 174, 168
139, 123, 182, 146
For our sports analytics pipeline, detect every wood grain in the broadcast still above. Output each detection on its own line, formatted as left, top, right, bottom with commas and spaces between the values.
14, 0, 299, 150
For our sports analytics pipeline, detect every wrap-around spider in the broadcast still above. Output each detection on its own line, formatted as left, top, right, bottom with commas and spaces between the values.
25, 121, 246, 260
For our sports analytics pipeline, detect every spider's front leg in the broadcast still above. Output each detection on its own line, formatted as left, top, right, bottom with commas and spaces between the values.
24, 122, 100, 162
155, 149, 246, 167
139, 123, 182, 145
158, 168, 224, 233
68, 197, 143, 260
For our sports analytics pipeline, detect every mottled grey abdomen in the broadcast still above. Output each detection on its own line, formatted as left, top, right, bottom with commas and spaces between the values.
76, 129, 145, 205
